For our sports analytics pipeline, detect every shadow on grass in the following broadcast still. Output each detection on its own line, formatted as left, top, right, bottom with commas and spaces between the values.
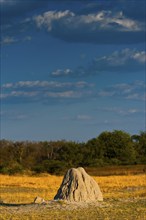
0, 202, 36, 207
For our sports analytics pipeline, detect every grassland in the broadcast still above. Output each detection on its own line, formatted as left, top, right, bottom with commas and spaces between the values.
0, 165, 146, 220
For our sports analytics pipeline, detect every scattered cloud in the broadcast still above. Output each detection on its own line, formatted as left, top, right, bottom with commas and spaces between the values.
1, 80, 145, 104
125, 93, 145, 101
34, 9, 145, 44
51, 67, 87, 78
1, 80, 95, 104
132, 51, 146, 63
76, 114, 92, 120
1, 35, 32, 45
51, 69, 73, 77
34, 10, 142, 32
2, 80, 93, 90
97, 107, 143, 116
91, 49, 146, 73
51, 49, 145, 78
98, 81, 145, 101
88, 119, 120, 127
1, 1, 145, 45
45, 91, 84, 99
1, 36, 18, 45
81, 0, 146, 22
62, 114, 92, 121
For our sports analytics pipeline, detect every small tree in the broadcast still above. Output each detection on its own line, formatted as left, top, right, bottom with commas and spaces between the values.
98, 130, 136, 164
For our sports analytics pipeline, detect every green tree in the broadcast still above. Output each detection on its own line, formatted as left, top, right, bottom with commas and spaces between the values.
98, 130, 136, 164
132, 131, 146, 163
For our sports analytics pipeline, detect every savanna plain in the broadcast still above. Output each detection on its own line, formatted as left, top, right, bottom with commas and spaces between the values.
0, 165, 146, 220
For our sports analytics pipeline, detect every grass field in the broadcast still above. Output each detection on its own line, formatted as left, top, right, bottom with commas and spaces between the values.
0, 166, 146, 219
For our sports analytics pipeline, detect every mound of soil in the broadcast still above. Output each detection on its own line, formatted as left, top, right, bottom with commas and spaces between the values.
54, 167, 103, 202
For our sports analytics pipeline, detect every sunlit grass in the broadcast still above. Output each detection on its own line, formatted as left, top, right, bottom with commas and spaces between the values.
0, 174, 62, 203
0, 171, 146, 220
0, 174, 146, 203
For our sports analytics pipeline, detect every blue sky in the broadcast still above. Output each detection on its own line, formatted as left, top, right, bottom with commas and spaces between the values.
0, 0, 146, 141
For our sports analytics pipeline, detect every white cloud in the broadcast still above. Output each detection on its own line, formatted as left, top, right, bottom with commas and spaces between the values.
51, 68, 73, 77
2, 83, 13, 88
51, 49, 145, 78
126, 93, 145, 101
110, 12, 141, 31
7, 91, 38, 98
112, 81, 145, 92
45, 91, 81, 98
98, 107, 143, 115
1, 35, 32, 46
1, 36, 18, 45
94, 49, 146, 67
2, 1, 145, 46
132, 51, 146, 63
34, 10, 142, 32
33, 9, 145, 44
61, 114, 92, 121
34, 10, 75, 31
76, 81, 94, 88
77, 115, 92, 120
1, 80, 145, 103
98, 91, 115, 97
2, 80, 93, 90
98, 81, 145, 101
1, 80, 94, 103
127, 109, 140, 114
0, 93, 8, 99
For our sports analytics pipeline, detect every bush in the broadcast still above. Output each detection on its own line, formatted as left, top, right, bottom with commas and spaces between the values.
44, 160, 67, 175
32, 160, 67, 175
32, 165, 45, 173
0, 166, 10, 175
0, 163, 24, 175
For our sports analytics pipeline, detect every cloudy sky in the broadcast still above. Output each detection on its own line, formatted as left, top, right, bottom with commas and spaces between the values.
1, 0, 146, 141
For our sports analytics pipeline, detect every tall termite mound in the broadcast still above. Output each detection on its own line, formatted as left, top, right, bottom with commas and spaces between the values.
54, 167, 103, 202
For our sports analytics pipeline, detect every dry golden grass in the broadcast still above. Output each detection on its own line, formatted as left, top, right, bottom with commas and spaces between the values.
0, 172, 146, 220
0, 174, 62, 203
0, 174, 146, 203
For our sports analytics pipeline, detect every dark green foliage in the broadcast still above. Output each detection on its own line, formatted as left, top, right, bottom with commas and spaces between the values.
0, 163, 24, 175
0, 130, 145, 174
98, 130, 136, 164
32, 160, 67, 175
132, 131, 146, 163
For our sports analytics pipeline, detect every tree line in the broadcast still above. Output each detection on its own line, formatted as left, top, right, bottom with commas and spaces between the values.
0, 130, 146, 175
